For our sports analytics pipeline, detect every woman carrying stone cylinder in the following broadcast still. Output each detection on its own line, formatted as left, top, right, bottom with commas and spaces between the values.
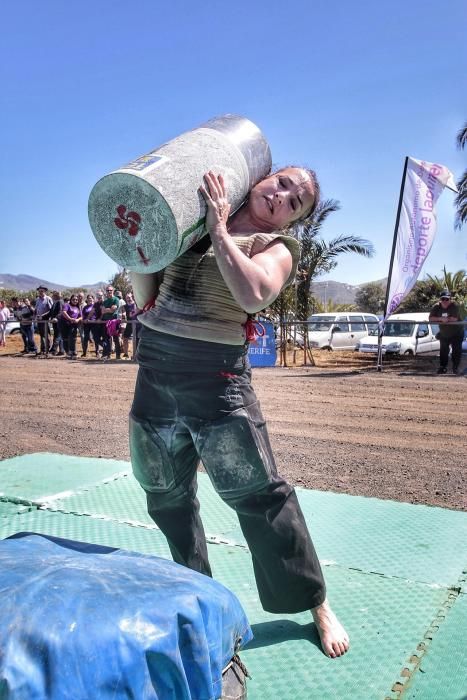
89, 117, 349, 657
130, 167, 349, 660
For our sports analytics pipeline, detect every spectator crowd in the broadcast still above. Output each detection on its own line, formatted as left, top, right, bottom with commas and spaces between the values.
2, 285, 142, 360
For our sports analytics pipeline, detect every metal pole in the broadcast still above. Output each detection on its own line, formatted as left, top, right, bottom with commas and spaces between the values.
377, 156, 409, 372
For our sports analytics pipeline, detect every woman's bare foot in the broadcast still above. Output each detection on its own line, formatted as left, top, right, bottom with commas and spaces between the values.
311, 599, 349, 658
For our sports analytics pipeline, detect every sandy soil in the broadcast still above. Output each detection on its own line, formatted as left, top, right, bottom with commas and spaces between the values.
1, 335, 466, 511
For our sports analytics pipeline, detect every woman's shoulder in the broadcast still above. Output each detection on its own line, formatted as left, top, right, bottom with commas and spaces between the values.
243, 231, 300, 257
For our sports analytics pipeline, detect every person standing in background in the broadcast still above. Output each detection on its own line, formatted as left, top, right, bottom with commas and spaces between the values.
76, 292, 85, 353
34, 286, 53, 354
115, 290, 127, 322
429, 290, 465, 374
0, 300, 9, 347
101, 285, 121, 360
11, 298, 37, 354
61, 294, 82, 359
81, 293, 96, 357
90, 290, 105, 357
121, 291, 141, 358
11, 298, 28, 353
50, 291, 65, 356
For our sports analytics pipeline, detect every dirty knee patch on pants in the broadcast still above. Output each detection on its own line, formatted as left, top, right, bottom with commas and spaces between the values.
197, 402, 277, 498
129, 413, 201, 494
129, 415, 178, 492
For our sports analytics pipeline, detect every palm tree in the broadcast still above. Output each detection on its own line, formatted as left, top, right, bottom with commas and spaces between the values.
315, 298, 356, 313
455, 122, 467, 229
397, 268, 467, 313
294, 199, 374, 321
268, 199, 374, 362
425, 267, 467, 295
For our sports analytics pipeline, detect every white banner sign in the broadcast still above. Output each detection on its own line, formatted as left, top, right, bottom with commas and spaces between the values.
385, 157, 457, 318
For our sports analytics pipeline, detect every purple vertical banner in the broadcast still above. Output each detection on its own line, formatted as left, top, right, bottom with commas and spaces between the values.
384, 157, 458, 319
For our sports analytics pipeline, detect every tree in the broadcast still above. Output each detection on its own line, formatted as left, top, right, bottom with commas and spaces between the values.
0, 289, 21, 304
267, 199, 374, 362
268, 199, 374, 322
397, 269, 467, 313
109, 268, 131, 297
65, 287, 88, 297
293, 199, 374, 321
454, 122, 467, 229
354, 282, 386, 314
314, 299, 356, 313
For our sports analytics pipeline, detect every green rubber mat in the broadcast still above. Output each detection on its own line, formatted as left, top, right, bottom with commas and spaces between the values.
405, 592, 467, 700
0, 501, 35, 517
1, 453, 466, 699
46, 471, 243, 543
295, 488, 467, 588
44, 474, 154, 526
0, 452, 130, 502
0, 510, 171, 558
240, 569, 450, 700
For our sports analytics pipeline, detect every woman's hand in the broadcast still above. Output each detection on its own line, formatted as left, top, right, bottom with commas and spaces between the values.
199, 171, 230, 234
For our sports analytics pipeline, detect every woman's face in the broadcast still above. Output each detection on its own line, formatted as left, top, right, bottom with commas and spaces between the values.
70, 296, 79, 305
247, 167, 315, 231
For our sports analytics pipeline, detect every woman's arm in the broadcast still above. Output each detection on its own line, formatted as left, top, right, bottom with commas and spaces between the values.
61, 306, 73, 323
129, 271, 164, 309
200, 172, 293, 314
210, 233, 292, 313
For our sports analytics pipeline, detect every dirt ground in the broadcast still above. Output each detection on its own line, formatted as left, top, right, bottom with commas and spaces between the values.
1, 334, 466, 511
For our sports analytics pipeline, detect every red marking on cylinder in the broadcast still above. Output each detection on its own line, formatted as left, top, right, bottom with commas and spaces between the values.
137, 246, 150, 265
114, 205, 142, 236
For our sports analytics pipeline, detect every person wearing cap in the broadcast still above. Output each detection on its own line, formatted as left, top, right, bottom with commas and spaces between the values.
429, 290, 465, 374
34, 286, 53, 354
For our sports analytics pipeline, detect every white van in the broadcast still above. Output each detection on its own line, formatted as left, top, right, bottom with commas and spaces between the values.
307, 312, 379, 350
357, 312, 440, 355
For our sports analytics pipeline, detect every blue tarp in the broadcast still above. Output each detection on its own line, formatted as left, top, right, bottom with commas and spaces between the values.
0, 533, 252, 700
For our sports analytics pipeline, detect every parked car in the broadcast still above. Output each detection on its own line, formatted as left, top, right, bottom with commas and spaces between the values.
356, 312, 439, 355
307, 312, 380, 351
4, 314, 21, 337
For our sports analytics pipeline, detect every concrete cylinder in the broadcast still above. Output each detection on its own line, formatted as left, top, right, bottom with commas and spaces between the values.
88, 115, 272, 273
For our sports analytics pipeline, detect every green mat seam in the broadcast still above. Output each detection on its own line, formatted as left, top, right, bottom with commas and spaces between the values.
0, 470, 132, 507
385, 569, 467, 700
1, 496, 39, 509
37, 505, 250, 549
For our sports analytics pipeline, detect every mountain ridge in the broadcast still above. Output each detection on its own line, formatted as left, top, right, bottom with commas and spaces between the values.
0, 273, 107, 293
1, 272, 387, 305
311, 278, 387, 305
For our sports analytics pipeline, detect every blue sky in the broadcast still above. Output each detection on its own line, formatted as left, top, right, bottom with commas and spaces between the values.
2, 0, 466, 287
